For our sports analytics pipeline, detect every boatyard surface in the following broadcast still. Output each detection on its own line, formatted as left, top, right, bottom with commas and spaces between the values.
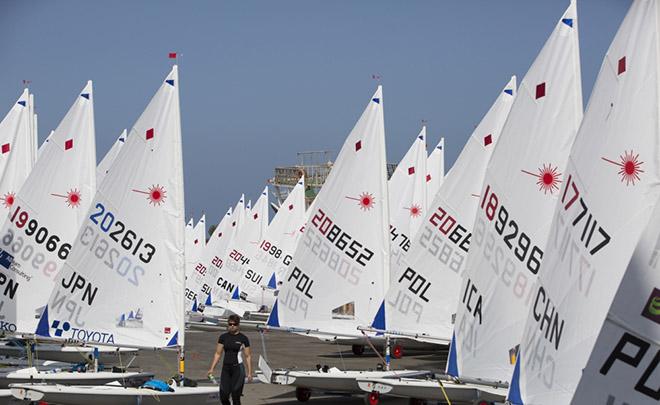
133, 329, 448, 404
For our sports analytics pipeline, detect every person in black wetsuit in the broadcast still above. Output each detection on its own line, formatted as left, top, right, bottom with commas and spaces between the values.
207, 314, 252, 405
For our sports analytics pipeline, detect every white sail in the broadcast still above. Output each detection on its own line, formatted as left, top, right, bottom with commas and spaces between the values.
509, 1, 660, 403
192, 214, 206, 247
201, 197, 244, 306
0, 82, 97, 334
221, 186, 269, 302
426, 137, 444, 205
96, 129, 127, 184
451, 2, 583, 383
35, 67, 185, 349
185, 204, 234, 308
0, 90, 36, 223
38, 130, 54, 158
388, 127, 427, 281
185, 217, 194, 279
268, 86, 389, 337
244, 176, 307, 300
187, 214, 206, 278
372, 76, 516, 341
570, 197, 660, 404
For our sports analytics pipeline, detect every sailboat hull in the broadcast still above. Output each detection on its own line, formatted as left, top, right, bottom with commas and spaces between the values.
0, 369, 153, 389
356, 377, 506, 403
259, 368, 429, 393
10, 384, 219, 405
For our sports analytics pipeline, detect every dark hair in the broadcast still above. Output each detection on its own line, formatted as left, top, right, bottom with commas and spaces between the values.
228, 314, 240, 325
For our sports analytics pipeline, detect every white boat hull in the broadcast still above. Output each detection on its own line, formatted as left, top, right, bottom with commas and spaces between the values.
10, 383, 219, 405
260, 368, 429, 393
357, 377, 507, 404
0, 368, 153, 389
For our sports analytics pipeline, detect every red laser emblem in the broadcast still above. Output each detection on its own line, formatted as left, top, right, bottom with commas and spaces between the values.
346, 192, 375, 211
521, 164, 562, 194
1, 192, 15, 209
51, 188, 82, 208
132, 184, 167, 206
602, 150, 644, 186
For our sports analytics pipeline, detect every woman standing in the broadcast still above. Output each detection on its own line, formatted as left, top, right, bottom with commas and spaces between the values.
207, 314, 253, 405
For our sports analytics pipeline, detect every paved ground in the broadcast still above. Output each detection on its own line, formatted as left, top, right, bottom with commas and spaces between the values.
131, 328, 449, 404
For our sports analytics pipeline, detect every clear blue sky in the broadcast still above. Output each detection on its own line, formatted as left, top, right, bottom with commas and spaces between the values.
0, 1, 629, 228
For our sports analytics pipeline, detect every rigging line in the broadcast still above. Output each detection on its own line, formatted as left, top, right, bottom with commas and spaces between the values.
259, 330, 268, 363
360, 331, 402, 378
118, 348, 126, 388
334, 339, 346, 370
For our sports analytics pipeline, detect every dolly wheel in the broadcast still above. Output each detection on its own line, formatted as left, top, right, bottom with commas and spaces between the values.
366, 391, 379, 405
295, 387, 311, 402
392, 344, 403, 359
352, 344, 365, 355
409, 399, 425, 405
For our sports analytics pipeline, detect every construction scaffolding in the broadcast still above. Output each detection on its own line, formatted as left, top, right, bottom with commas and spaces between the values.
269, 150, 397, 210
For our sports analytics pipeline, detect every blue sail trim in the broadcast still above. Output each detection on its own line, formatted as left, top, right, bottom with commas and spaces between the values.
371, 301, 386, 335
507, 354, 524, 404
35, 306, 51, 337
446, 332, 459, 377
267, 300, 280, 327
166, 331, 179, 347
267, 273, 277, 289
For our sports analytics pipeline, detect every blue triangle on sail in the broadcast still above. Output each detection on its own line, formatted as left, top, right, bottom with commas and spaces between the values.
372, 98, 380, 104
371, 301, 386, 334
447, 332, 459, 377
166, 79, 175, 87
128, 311, 134, 319
417, 135, 423, 140
504, 89, 514, 95
119, 138, 125, 142
191, 299, 198, 312
267, 273, 277, 289
267, 300, 280, 327
17, 101, 26, 107
507, 354, 524, 404
166, 331, 179, 347
80, 93, 90, 99
561, 18, 573, 28
205, 294, 212, 306
35, 306, 51, 337
231, 287, 240, 300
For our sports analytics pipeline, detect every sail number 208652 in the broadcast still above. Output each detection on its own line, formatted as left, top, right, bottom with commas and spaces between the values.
89, 203, 155, 264
311, 209, 374, 267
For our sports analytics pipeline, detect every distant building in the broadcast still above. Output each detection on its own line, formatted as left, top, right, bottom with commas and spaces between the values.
269, 150, 396, 211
